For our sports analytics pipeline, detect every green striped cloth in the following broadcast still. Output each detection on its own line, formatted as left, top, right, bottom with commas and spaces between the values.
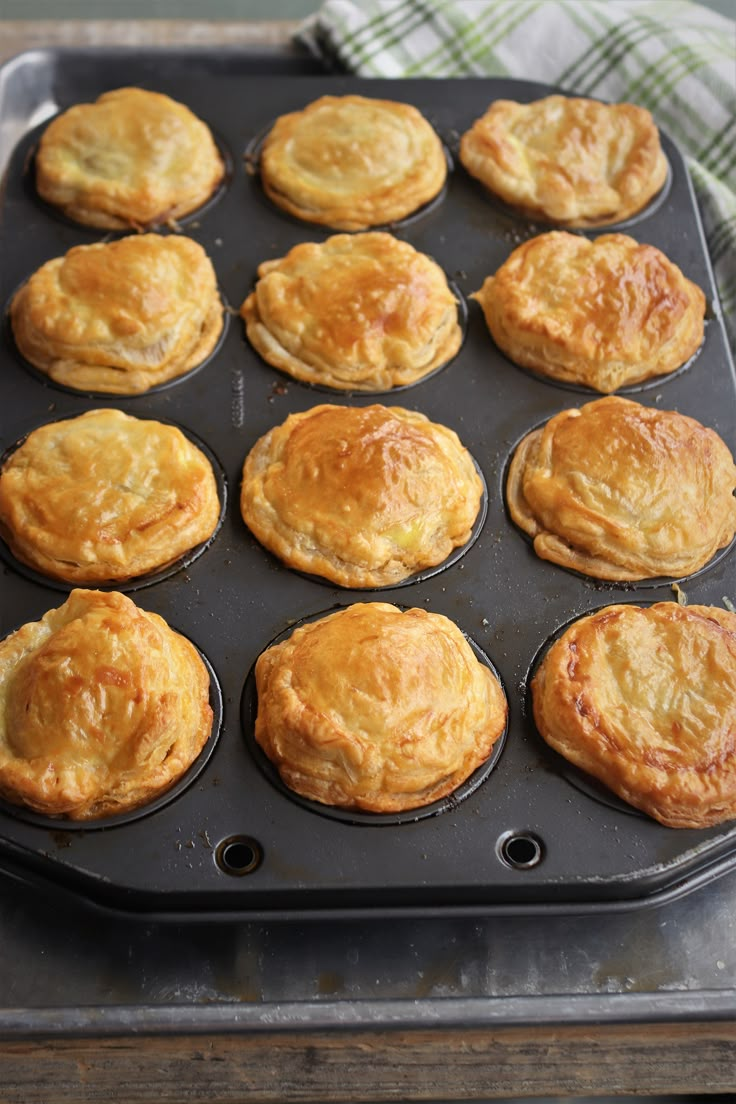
297, 0, 736, 354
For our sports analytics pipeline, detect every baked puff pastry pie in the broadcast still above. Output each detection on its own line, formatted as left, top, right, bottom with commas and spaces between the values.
459, 94, 668, 227
0, 409, 220, 585
473, 232, 705, 393
506, 396, 736, 581
531, 602, 736, 828
240, 403, 483, 587
10, 234, 223, 395
0, 589, 213, 820
259, 94, 447, 230
254, 603, 507, 812
35, 87, 225, 229
240, 232, 461, 391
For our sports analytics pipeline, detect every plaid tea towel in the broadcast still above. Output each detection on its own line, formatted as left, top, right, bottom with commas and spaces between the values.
298, 0, 736, 353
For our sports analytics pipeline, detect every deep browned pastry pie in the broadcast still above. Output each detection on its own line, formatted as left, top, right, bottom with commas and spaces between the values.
35, 87, 225, 229
10, 234, 223, 395
472, 232, 705, 393
240, 232, 461, 390
0, 590, 213, 820
532, 602, 736, 828
460, 94, 668, 227
240, 403, 483, 587
506, 396, 736, 581
260, 94, 447, 229
0, 409, 220, 584
254, 602, 507, 812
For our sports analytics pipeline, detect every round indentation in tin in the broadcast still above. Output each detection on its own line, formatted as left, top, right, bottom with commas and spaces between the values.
460, 146, 672, 234
501, 418, 736, 592
0, 413, 228, 593
495, 335, 701, 398
22, 120, 233, 232
240, 607, 508, 826
243, 119, 452, 235
0, 641, 223, 832
282, 453, 487, 592
215, 835, 263, 876
3, 280, 231, 400
243, 278, 468, 398
525, 601, 652, 819
497, 830, 545, 869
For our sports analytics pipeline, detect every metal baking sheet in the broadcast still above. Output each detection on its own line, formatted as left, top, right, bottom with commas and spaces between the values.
0, 47, 734, 918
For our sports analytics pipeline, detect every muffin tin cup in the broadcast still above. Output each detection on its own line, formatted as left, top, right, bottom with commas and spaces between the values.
3, 275, 233, 400
240, 606, 509, 827
0, 412, 229, 593
0, 56, 734, 917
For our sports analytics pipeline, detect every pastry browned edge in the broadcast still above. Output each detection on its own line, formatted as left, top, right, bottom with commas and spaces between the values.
0, 590, 213, 820
240, 232, 462, 390
260, 94, 447, 230
459, 94, 668, 227
531, 602, 736, 828
506, 396, 736, 581
10, 234, 224, 395
240, 404, 483, 587
254, 603, 507, 812
472, 231, 705, 393
0, 409, 221, 585
35, 87, 225, 230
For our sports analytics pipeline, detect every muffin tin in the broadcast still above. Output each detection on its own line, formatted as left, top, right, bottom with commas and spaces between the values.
0, 50, 734, 918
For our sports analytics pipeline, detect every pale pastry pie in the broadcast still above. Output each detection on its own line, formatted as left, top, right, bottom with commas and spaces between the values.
254, 603, 507, 812
506, 396, 736, 581
240, 232, 462, 390
459, 94, 668, 227
0, 409, 221, 585
473, 232, 705, 393
240, 404, 483, 587
0, 589, 213, 820
531, 602, 736, 828
35, 87, 225, 230
10, 234, 223, 395
259, 94, 447, 230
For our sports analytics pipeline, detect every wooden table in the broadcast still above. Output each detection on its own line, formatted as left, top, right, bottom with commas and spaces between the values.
0, 20, 734, 1103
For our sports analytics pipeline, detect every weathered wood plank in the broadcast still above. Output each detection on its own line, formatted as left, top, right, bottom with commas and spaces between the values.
1, 1022, 734, 1102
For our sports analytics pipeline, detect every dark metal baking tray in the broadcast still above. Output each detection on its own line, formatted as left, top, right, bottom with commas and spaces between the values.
0, 48, 734, 919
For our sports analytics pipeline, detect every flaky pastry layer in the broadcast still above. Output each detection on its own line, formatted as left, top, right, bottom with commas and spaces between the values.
506, 396, 736, 581
460, 94, 668, 227
240, 404, 483, 587
254, 603, 507, 812
35, 87, 225, 230
240, 232, 462, 390
0, 590, 213, 820
473, 232, 705, 392
10, 234, 223, 394
260, 94, 447, 230
0, 409, 220, 584
532, 602, 736, 828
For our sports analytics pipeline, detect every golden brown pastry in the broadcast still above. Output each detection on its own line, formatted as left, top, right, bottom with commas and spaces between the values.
0, 589, 213, 820
259, 94, 447, 230
531, 602, 736, 828
460, 94, 668, 227
10, 234, 223, 395
506, 396, 736, 581
0, 409, 220, 585
240, 232, 462, 390
35, 87, 225, 230
473, 232, 705, 393
254, 603, 507, 812
240, 404, 483, 587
